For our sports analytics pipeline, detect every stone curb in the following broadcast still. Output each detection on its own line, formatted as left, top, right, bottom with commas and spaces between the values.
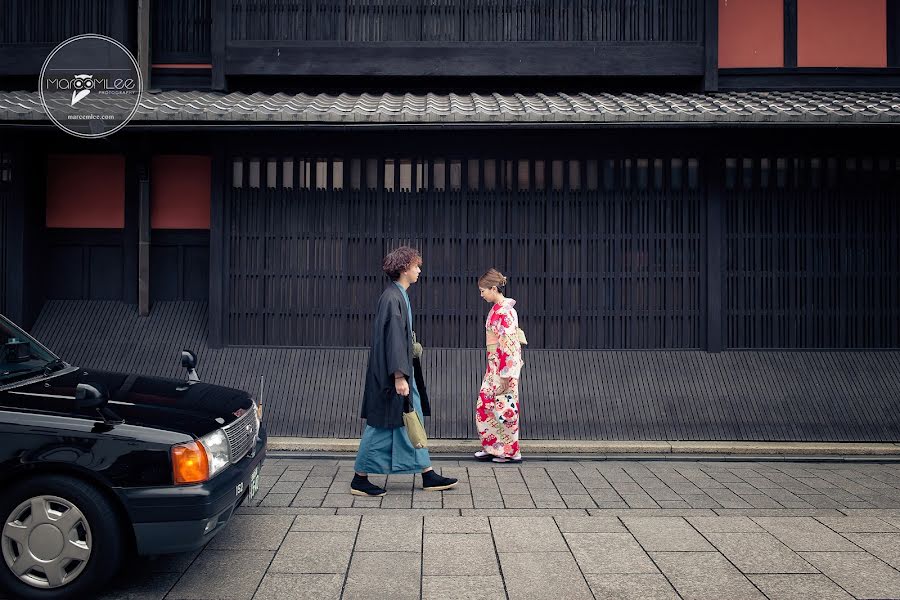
268, 437, 900, 456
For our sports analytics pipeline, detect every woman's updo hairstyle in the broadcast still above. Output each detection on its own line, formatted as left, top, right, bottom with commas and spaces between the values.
478, 268, 507, 290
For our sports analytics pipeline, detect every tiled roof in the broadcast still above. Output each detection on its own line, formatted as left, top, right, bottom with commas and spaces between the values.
2, 90, 900, 125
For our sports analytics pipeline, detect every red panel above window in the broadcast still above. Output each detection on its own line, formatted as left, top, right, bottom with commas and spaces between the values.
798, 0, 886, 67
151, 155, 211, 229
719, 0, 784, 68
46, 155, 125, 228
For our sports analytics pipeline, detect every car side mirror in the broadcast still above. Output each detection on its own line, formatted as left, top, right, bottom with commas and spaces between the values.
76, 382, 123, 425
181, 349, 200, 383
181, 350, 197, 370
75, 382, 109, 409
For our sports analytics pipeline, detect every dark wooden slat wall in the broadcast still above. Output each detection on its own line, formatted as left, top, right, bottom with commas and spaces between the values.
724, 157, 900, 349
30, 299, 900, 441
227, 0, 700, 42
0, 0, 117, 44
152, 0, 212, 62
227, 156, 703, 349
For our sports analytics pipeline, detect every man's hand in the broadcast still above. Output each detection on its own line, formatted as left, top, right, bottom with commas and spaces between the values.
395, 377, 410, 397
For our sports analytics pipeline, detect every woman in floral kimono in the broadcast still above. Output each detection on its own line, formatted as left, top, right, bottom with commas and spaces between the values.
475, 268, 524, 463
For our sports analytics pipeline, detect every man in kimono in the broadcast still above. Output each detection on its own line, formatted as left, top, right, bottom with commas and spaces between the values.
351, 246, 458, 496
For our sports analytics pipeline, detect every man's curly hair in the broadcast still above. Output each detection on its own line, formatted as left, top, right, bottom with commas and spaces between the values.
382, 246, 422, 281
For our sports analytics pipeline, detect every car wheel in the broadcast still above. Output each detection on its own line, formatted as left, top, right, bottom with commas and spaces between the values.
0, 475, 123, 600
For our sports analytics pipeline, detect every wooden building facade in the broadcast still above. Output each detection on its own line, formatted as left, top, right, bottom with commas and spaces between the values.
1, 0, 899, 353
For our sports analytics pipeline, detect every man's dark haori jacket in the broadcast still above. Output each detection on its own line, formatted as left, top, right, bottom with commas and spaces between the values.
361, 284, 431, 429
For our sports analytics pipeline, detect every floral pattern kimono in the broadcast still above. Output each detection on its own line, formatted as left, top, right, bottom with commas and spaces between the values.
476, 298, 524, 458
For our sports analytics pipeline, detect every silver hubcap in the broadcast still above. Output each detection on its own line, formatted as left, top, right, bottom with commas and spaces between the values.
2, 495, 92, 589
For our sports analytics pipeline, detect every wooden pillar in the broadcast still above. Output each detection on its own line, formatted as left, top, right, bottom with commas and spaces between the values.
137, 0, 151, 90
211, 0, 228, 91
888, 0, 900, 67
123, 153, 139, 305
138, 161, 151, 316
208, 145, 226, 347
703, 0, 719, 91
784, 0, 798, 68
706, 155, 724, 353
4, 150, 26, 324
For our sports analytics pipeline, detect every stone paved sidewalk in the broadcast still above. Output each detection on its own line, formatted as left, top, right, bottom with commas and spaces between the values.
99, 459, 900, 600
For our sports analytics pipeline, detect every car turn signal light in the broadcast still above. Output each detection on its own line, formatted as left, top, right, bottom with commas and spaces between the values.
172, 441, 210, 484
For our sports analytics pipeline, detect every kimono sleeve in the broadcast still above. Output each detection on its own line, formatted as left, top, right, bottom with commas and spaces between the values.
491, 305, 523, 379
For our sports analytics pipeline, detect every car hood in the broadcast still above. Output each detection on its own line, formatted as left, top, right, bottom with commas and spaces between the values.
1, 367, 253, 438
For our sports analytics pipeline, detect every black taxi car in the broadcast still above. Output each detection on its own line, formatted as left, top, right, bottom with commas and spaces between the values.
0, 313, 266, 599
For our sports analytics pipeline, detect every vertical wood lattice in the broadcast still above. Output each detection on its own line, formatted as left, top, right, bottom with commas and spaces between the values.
724, 157, 900, 349
227, 155, 703, 349
152, 0, 212, 62
228, 0, 700, 43
0, 0, 117, 44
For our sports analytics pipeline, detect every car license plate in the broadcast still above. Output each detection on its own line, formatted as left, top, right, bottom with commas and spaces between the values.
249, 465, 260, 500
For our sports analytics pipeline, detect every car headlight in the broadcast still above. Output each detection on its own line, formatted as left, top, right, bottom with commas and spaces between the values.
171, 428, 231, 485
200, 428, 231, 478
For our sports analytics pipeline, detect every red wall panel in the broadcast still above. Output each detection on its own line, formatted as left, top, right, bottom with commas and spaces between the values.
46, 155, 125, 228
719, 0, 784, 68
151, 155, 211, 229
798, 0, 886, 67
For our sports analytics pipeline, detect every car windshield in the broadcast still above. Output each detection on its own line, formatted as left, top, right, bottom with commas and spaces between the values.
0, 315, 62, 385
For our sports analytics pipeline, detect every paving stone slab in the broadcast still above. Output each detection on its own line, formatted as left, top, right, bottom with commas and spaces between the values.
686, 516, 764, 533
501, 494, 537, 508
424, 516, 491, 534
465, 508, 588, 517
589, 509, 717, 518
260, 493, 295, 507
621, 517, 714, 551
207, 515, 294, 551
291, 515, 361, 532
490, 516, 568, 552
269, 531, 356, 574
338, 508, 460, 516
554, 516, 625, 533
424, 533, 498, 576
713, 508, 845, 517
705, 532, 818, 574
343, 552, 421, 600
143, 550, 201, 574
498, 552, 593, 600
167, 550, 274, 600
816, 516, 900, 532
650, 551, 766, 600
422, 575, 506, 600
748, 574, 854, 600
800, 551, 900, 599
270, 481, 304, 494
355, 515, 423, 552
752, 517, 861, 552
236, 507, 337, 516
585, 573, 680, 600
98, 572, 181, 600
565, 533, 659, 574
251, 573, 344, 600
843, 533, 900, 569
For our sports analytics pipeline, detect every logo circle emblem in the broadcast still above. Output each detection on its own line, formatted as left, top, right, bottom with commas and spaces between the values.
39, 34, 143, 139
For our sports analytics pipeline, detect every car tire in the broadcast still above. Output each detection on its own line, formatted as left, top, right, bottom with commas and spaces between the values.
0, 474, 123, 600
